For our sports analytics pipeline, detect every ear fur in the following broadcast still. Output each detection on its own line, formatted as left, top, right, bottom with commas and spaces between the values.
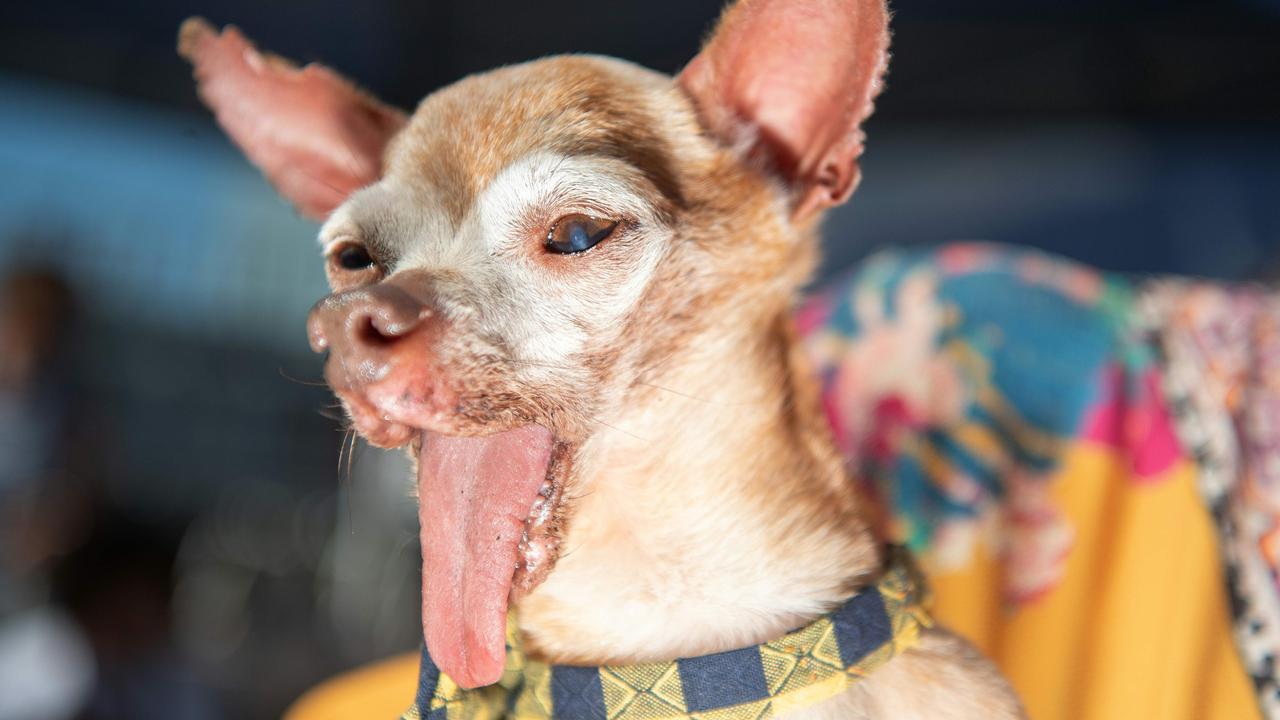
677, 0, 891, 221
178, 18, 407, 220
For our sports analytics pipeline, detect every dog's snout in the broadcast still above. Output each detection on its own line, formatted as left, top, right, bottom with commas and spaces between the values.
305, 274, 453, 445
307, 283, 434, 357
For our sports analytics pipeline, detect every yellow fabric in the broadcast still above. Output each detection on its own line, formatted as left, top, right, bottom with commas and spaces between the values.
285, 652, 420, 720
930, 445, 1260, 720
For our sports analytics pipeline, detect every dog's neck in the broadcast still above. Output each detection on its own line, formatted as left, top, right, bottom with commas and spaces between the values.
518, 301, 880, 665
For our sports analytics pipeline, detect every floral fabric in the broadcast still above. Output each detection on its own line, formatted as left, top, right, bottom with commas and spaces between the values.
800, 243, 1265, 719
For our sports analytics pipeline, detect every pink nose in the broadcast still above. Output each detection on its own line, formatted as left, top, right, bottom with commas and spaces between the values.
306, 280, 434, 375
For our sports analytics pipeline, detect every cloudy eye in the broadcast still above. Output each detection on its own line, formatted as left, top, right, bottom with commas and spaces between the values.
334, 242, 374, 270
545, 214, 618, 254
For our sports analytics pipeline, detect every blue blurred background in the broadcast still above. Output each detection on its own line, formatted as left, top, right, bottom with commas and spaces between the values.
0, 1, 1276, 718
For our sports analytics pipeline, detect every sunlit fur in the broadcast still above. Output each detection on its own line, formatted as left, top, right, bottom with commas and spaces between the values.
184, 7, 1025, 714
315, 56, 1023, 718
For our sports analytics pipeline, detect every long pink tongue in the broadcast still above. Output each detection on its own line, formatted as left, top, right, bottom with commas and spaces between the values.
418, 425, 554, 689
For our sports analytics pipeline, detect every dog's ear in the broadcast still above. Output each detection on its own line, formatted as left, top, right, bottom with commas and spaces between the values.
178, 18, 407, 221
678, 0, 890, 221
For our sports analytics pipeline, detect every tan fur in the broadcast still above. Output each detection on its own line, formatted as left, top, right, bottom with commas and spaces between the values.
341, 57, 1022, 716
184, 13, 1025, 716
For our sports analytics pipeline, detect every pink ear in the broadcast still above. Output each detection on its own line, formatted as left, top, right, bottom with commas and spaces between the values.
678, 0, 890, 220
178, 18, 407, 221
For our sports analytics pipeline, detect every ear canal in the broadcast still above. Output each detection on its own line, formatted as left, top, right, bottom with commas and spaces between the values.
178, 18, 407, 221
796, 130, 867, 219
677, 0, 891, 222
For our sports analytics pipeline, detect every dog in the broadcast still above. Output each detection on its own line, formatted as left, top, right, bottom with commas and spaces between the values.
178, 0, 1026, 717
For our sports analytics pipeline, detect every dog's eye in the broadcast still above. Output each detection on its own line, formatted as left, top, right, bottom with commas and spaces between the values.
333, 242, 375, 270
545, 214, 618, 254
324, 241, 382, 290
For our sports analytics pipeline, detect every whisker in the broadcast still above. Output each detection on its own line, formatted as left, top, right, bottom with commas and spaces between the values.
630, 379, 761, 407
561, 487, 595, 504
337, 429, 358, 532
585, 415, 649, 443
278, 367, 329, 387
318, 403, 348, 422
345, 430, 359, 483
501, 358, 566, 371
337, 427, 353, 474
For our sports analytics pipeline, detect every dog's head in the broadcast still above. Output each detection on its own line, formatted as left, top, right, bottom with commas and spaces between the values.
181, 0, 889, 688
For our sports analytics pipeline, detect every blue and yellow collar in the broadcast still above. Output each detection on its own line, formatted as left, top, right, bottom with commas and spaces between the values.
405, 546, 931, 720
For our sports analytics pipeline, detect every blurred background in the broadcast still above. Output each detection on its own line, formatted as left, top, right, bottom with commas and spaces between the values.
0, 1, 1277, 718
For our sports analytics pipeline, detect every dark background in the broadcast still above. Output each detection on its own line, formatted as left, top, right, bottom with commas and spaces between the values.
0, 2, 1276, 719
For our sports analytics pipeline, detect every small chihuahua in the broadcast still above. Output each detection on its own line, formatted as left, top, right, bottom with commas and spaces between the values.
180, 0, 1024, 716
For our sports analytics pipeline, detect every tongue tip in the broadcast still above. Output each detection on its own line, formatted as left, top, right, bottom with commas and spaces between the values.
426, 630, 507, 689
456, 660, 506, 690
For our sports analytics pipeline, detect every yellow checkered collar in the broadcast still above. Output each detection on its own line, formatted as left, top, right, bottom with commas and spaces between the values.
405, 546, 931, 720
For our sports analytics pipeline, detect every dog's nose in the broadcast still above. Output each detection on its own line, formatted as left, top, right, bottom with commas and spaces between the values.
307, 282, 433, 357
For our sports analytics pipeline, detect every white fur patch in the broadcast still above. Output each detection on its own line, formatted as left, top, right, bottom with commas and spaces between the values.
318, 150, 672, 387
462, 151, 669, 363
